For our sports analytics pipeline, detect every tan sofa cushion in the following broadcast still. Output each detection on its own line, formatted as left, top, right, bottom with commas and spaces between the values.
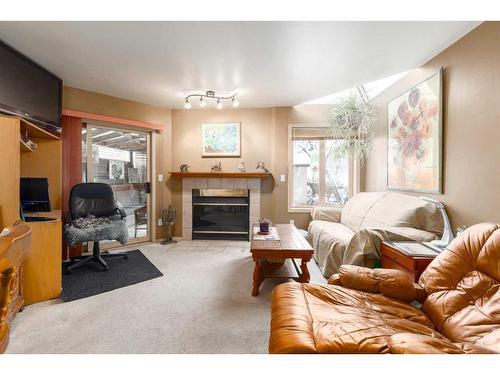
309, 222, 438, 278
307, 221, 355, 278
341, 192, 443, 235
309, 191, 441, 277
310, 206, 342, 222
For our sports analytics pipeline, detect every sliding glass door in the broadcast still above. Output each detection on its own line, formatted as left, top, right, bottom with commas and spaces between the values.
82, 124, 151, 245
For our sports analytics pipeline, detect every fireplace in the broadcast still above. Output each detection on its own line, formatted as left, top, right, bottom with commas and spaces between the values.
192, 189, 250, 241
180, 177, 261, 241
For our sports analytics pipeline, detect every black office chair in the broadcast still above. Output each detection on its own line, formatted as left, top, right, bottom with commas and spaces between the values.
64, 183, 129, 273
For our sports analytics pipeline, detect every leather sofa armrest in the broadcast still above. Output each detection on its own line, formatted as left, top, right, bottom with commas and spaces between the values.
327, 273, 341, 285
310, 206, 342, 223
338, 265, 416, 302
388, 333, 497, 354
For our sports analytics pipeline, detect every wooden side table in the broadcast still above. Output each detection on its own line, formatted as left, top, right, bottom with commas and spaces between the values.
250, 224, 313, 296
380, 241, 437, 282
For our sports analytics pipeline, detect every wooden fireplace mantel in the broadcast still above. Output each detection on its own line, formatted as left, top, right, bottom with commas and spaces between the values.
170, 172, 272, 179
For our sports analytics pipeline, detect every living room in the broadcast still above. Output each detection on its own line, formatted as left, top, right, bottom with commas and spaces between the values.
1, 1, 499, 373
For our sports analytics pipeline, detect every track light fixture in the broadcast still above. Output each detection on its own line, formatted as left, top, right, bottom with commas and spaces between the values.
184, 90, 239, 109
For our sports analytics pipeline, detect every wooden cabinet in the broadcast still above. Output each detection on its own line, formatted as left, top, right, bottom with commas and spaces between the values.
0, 115, 21, 229
23, 212, 62, 305
381, 242, 435, 282
0, 115, 62, 352
0, 224, 32, 353
6, 266, 23, 322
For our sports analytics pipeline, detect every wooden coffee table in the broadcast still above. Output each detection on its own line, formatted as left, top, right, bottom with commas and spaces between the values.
250, 224, 313, 296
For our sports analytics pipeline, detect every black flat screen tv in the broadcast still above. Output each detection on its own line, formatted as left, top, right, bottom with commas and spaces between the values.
0, 39, 62, 133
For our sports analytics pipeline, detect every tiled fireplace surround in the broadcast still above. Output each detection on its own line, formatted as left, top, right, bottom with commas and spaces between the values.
181, 177, 261, 240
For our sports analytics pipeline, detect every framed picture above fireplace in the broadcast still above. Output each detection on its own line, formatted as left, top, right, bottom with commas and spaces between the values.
202, 123, 241, 157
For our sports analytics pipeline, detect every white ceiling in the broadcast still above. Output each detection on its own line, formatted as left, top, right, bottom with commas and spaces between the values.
0, 21, 480, 109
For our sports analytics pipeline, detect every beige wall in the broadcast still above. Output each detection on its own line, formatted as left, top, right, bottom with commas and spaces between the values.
270, 105, 331, 230
171, 108, 274, 236
63, 22, 500, 239
63, 86, 172, 240
171, 105, 330, 236
363, 22, 500, 230
63, 86, 331, 239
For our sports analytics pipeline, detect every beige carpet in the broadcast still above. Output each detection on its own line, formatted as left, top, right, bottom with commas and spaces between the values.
7, 240, 325, 354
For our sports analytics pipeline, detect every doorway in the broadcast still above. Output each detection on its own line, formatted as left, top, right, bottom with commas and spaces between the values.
82, 124, 152, 246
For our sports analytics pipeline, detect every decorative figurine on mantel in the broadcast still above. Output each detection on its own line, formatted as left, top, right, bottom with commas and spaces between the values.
179, 164, 190, 173
238, 161, 246, 173
210, 162, 222, 172
256, 161, 269, 173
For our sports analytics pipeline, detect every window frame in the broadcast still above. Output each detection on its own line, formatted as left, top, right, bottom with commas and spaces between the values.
287, 124, 359, 213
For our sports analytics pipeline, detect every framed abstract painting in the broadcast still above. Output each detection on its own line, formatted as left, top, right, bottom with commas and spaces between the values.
387, 69, 443, 193
201, 123, 241, 157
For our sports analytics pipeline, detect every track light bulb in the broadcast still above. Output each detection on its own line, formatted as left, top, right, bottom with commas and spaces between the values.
184, 99, 191, 109
232, 97, 239, 108
216, 99, 223, 110
199, 97, 206, 107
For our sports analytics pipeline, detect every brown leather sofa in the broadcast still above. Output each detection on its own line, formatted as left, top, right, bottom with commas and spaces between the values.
269, 222, 500, 354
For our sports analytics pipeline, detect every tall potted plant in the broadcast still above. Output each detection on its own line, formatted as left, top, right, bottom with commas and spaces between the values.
328, 94, 375, 164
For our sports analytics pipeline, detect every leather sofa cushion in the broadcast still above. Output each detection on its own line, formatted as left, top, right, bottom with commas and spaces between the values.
387, 333, 498, 354
339, 265, 417, 302
269, 282, 437, 354
420, 223, 500, 348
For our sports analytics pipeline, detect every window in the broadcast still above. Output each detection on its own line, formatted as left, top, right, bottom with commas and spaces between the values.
288, 125, 355, 211
82, 124, 151, 243
301, 71, 408, 105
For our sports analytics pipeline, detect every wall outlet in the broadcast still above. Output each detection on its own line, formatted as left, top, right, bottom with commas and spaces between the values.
290, 219, 295, 225
280, 174, 286, 182
157, 218, 163, 226
158, 174, 164, 182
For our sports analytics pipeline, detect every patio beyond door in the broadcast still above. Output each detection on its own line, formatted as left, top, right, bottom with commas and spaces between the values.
82, 124, 151, 245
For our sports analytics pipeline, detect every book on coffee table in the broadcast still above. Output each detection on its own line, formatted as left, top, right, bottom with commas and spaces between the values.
252, 226, 280, 241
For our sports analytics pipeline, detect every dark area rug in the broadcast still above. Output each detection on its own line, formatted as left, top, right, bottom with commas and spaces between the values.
61, 250, 163, 302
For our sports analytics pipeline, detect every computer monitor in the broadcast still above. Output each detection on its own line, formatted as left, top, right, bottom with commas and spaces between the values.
20, 177, 51, 213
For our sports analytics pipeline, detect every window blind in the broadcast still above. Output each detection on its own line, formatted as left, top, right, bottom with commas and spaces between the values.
291, 127, 335, 141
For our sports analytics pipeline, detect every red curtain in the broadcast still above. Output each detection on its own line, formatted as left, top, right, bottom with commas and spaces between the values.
61, 115, 83, 259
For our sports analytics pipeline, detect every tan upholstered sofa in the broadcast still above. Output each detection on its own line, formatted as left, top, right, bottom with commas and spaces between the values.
269, 223, 500, 354
308, 192, 443, 277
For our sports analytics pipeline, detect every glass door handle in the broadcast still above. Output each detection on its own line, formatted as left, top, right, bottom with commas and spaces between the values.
144, 182, 151, 194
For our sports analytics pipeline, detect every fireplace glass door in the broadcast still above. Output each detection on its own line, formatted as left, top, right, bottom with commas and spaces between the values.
192, 189, 249, 241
